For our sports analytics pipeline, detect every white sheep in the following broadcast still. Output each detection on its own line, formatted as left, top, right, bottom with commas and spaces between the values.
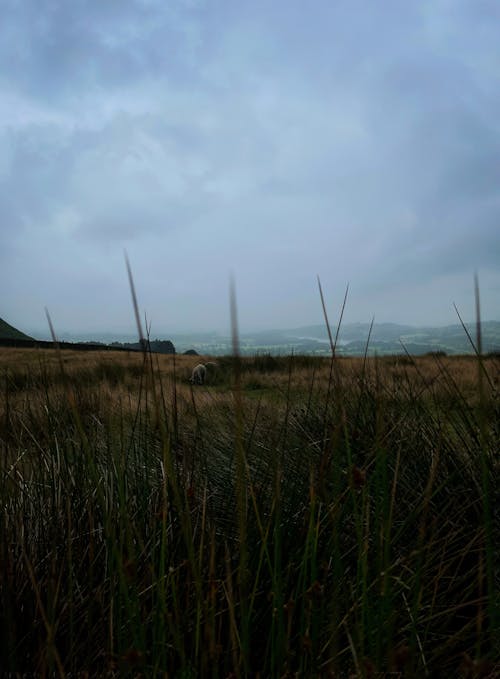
190, 363, 207, 385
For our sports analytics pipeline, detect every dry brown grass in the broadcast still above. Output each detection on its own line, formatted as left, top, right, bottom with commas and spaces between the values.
2, 348, 497, 462
1, 347, 497, 408
0, 345, 498, 676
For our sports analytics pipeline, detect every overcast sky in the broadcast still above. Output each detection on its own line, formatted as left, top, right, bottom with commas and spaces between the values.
1, 0, 499, 337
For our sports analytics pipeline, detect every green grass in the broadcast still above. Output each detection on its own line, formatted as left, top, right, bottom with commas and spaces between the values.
0, 348, 499, 676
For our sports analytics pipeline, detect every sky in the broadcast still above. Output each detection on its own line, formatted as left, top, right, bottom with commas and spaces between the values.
1, 0, 499, 338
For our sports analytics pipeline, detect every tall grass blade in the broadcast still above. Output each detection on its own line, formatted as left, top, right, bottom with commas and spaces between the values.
333, 282, 349, 354
317, 275, 335, 357
124, 251, 146, 353
229, 275, 249, 672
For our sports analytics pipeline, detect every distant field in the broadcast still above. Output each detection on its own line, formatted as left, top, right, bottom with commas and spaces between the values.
1, 346, 499, 676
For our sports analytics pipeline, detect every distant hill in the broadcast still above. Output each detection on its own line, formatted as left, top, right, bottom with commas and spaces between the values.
9, 320, 499, 357
284, 321, 500, 355
0, 318, 34, 341
110, 339, 175, 354
0, 320, 177, 354
165, 321, 500, 356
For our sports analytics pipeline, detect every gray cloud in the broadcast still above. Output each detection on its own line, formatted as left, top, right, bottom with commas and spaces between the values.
0, 0, 203, 96
1, 0, 499, 334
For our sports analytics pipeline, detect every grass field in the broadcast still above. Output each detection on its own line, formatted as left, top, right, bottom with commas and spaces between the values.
0, 346, 499, 676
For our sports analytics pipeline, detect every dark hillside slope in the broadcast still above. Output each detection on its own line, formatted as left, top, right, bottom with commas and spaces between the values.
0, 318, 34, 341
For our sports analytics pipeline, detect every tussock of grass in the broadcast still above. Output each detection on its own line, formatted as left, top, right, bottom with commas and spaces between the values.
0, 347, 498, 676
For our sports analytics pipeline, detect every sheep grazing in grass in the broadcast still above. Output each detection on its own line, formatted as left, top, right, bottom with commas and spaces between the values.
189, 361, 219, 384
190, 363, 207, 385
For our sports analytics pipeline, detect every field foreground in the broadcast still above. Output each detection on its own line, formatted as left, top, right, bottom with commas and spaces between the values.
0, 347, 499, 677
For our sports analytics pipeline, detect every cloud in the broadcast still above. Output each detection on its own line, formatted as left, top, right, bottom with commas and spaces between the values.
0, 0, 499, 333
0, 0, 205, 97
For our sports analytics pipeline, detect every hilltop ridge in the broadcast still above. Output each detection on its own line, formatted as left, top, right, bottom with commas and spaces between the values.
0, 318, 34, 341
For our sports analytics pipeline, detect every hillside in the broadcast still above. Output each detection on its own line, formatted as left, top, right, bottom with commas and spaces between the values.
0, 318, 34, 341
164, 321, 500, 356
13, 320, 500, 357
